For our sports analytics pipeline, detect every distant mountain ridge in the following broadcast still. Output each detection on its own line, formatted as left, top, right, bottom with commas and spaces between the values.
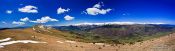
72, 22, 166, 26
0, 26, 30, 30
0, 24, 175, 44
54, 24, 175, 31
53, 24, 175, 44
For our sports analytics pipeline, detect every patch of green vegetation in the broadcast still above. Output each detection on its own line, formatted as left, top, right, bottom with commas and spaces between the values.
65, 30, 173, 45
39, 24, 175, 45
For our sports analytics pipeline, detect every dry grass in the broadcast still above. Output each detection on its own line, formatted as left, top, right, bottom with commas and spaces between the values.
0, 28, 174, 51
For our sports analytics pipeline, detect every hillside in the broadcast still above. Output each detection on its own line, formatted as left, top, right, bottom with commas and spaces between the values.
0, 24, 174, 51
0, 25, 83, 51
55, 24, 175, 44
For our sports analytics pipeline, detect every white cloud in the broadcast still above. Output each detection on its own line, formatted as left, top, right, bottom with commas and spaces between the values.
18, 5, 38, 13
20, 17, 29, 22
64, 15, 74, 21
30, 16, 58, 23
85, 2, 112, 15
93, 3, 102, 8
6, 10, 12, 14
2, 21, 7, 24
12, 21, 25, 25
86, 8, 111, 15
57, 7, 70, 14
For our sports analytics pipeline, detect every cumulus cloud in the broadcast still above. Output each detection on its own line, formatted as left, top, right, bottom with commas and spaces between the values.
20, 17, 29, 22
64, 15, 74, 21
18, 5, 38, 13
30, 16, 58, 23
86, 8, 111, 15
57, 7, 70, 14
93, 3, 102, 8
6, 10, 12, 14
12, 21, 25, 25
84, 2, 112, 15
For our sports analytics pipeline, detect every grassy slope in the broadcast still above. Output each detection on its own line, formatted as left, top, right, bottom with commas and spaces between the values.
54, 25, 175, 45
0, 25, 175, 51
1, 25, 173, 45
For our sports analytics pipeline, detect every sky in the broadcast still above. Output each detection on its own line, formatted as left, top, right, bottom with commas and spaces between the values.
0, 0, 175, 28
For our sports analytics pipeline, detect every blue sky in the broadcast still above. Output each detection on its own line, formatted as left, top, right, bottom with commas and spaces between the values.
0, 0, 175, 28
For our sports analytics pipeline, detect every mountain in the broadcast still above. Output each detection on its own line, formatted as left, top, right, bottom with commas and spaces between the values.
1, 24, 175, 44
54, 24, 175, 44
0, 24, 175, 51
72, 22, 166, 26
0, 26, 30, 30
0, 25, 82, 51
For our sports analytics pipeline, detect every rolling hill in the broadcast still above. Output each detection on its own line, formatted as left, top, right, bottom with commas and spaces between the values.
55, 24, 175, 44
0, 24, 174, 51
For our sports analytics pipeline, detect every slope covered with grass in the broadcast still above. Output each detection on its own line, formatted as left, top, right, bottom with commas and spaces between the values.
55, 24, 175, 44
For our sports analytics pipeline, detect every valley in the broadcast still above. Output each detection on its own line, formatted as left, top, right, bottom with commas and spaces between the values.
0, 24, 174, 51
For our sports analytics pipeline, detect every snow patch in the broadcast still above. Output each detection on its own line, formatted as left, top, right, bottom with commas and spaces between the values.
39, 25, 45, 29
65, 40, 76, 43
73, 22, 166, 26
57, 41, 64, 43
32, 27, 36, 31
95, 43, 105, 45
0, 38, 11, 42
0, 38, 47, 48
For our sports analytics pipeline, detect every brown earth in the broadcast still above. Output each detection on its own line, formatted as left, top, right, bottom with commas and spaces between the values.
0, 28, 174, 51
